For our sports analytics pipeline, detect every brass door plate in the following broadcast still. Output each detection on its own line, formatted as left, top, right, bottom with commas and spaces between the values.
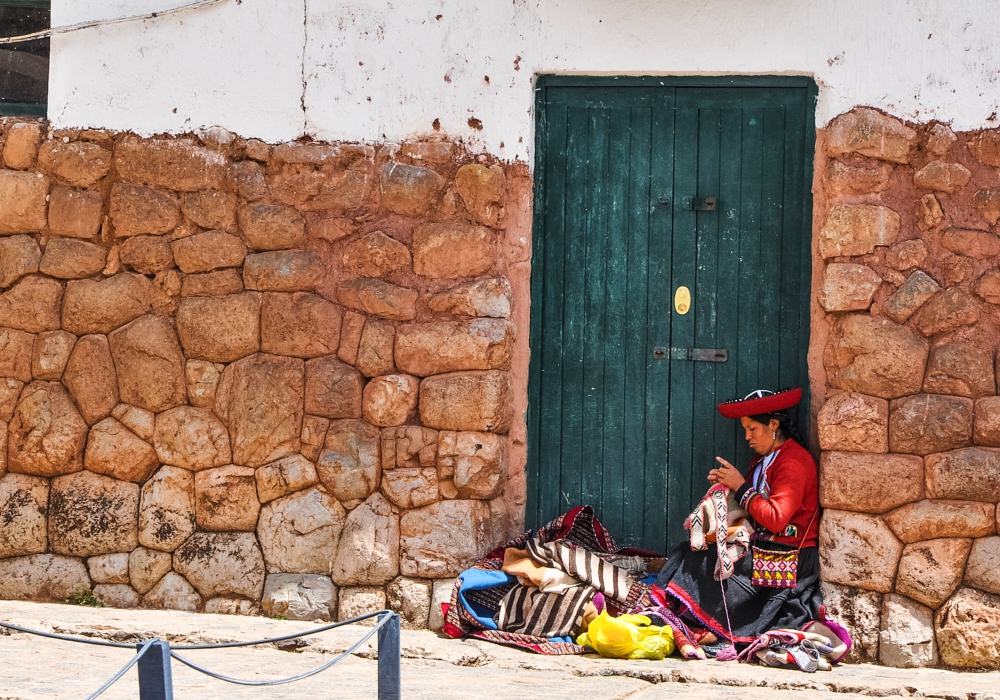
674, 286, 691, 315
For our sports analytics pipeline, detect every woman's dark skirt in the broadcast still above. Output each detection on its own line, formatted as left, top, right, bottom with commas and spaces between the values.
654, 542, 822, 644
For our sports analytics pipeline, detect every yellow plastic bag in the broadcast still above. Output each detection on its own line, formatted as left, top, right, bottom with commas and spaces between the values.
576, 612, 676, 660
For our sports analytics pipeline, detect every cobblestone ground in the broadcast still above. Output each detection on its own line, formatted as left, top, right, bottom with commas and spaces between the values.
0, 601, 997, 700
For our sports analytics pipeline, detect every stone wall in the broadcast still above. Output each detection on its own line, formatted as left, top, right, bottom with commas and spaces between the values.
0, 118, 528, 629
815, 108, 1000, 669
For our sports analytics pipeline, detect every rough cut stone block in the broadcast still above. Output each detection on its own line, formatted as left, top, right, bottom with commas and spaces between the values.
974, 395, 1000, 447
818, 263, 881, 312
926, 123, 958, 155
108, 315, 187, 414
94, 584, 140, 609
913, 161, 972, 193
824, 314, 929, 399
827, 108, 917, 164
237, 203, 306, 250
244, 250, 323, 292
342, 231, 411, 278
171, 230, 246, 274
339, 586, 387, 625
87, 553, 130, 585
337, 277, 417, 321
817, 393, 888, 453
379, 162, 445, 216
129, 546, 172, 594
229, 160, 267, 201
85, 418, 158, 483
255, 454, 318, 503
412, 222, 497, 279
0, 327, 33, 382
0, 378, 22, 422
8, 381, 88, 477
973, 187, 1000, 226
62, 274, 152, 335
0, 276, 63, 333
923, 341, 995, 398
115, 137, 227, 191
300, 415, 329, 462
182, 190, 237, 230
356, 319, 394, 377
118, 235, 174, 275
262, 573, 337, 621
3, 123, 42, 170
185, 360, 223, 408
455, 164, 506, 228
819, 509, 902, 592
174, 532, 265, 600
818, 451, 923, 513
337, 311, 365, 365
31, 330, 75, 381
138, 465, 196, 552
818, 204, 900, 258
0, 554, 89, 602
112, 403, 154, 441
925, 447, 1000, 502
0, 235, 40, 289
204, 598, 259, 615
884, 500, 995, 543
109, 182, 180, 237
316, 419, 381, 502
428, 278, 512, 318
388, 576, 432, 629
382, 467, 439, 509
39, 239, 106, 279
363, 374, 419, 427
257, 487, 345, 574
48, 471, 139, 557
37, 141, 111, 187
0, 171, 48, 234
0, 473, 48, 557
304, 356, 363, 419
819, 582, 881, 663
400, 500, 493, 578
181, 269, 244, 297
915, 194, 945, 232
261, 292, 341, 358
935, 588, 1000, 668
419, 371, 513, 433
437, 431, 508, 500
883, 270, 940, 324
142, 571, 200, 611
914, 288, 979, 336
176, 292, 261, 363
969, 128, 1000, 167
974, 269, 1000, 305
153, 405, 231, 471
48, 186, 102, 240
396, 320, 515, 376
965, 536, 1000, 595
897, 538, 971, 608
195, 465, 259, 531
62, 334, 119, 425
889, 394, 973, 455
880, 594, 937, 668
941, 226, 1000, 258
331, 492, 399, 586
825, 160, 891, 197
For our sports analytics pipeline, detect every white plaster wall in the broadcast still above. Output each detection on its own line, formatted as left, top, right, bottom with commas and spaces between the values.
48, 0, 1000, 162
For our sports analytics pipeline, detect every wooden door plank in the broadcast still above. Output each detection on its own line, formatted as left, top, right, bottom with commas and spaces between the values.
757, 107, 787, 391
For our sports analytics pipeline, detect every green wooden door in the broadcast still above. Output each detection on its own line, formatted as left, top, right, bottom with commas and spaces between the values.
527, 77, 816, 553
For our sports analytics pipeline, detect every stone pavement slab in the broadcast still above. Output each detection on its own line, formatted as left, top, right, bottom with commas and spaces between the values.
0, 601, 997, 700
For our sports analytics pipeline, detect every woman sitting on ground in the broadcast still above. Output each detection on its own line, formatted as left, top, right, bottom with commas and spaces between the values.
654, 388, 821, 655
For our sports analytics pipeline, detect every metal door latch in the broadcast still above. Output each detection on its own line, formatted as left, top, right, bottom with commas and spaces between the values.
659, 347, 728, 362
691, 197, 717, 211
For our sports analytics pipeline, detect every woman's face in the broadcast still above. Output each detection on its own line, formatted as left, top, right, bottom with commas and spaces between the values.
740, 416, 778, 455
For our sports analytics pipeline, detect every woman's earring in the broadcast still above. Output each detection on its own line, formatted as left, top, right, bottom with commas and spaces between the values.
772, 431, 776, 439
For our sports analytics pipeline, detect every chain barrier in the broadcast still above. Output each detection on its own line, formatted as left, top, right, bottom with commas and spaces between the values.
0, 610, 402, 700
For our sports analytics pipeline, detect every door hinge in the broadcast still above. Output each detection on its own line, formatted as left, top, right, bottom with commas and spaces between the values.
667, 347, 728, 362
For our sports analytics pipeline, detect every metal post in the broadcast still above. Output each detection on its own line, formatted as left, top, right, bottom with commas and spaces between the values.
377, 613, 401, 700
137, 639, 173, 700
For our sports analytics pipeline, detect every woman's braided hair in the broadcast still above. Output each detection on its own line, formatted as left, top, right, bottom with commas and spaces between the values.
747, 408, 803, 445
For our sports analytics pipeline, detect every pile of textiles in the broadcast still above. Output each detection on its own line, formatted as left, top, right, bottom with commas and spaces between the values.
444, 505, 852, 670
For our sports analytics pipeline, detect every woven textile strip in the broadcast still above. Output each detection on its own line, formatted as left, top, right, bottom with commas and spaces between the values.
751, 547, 799, 588
525, 538, 634, 603
470, 629, 586, 655
496, 583, 595, 637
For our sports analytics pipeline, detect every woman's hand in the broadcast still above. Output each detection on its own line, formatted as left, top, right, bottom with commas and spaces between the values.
708, 457, 746, 491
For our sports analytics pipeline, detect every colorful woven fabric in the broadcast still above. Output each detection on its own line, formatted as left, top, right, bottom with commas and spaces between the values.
751, 547, 799, 588
686, 484, 752, 580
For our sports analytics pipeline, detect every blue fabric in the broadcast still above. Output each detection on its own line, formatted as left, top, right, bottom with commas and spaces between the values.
457, 569, 514, 630
641, 573, 658, 585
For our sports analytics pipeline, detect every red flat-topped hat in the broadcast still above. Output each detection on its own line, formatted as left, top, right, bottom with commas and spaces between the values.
717, 387, 802, 419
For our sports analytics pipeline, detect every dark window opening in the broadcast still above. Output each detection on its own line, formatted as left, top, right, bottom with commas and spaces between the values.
0, 0, 50, 116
